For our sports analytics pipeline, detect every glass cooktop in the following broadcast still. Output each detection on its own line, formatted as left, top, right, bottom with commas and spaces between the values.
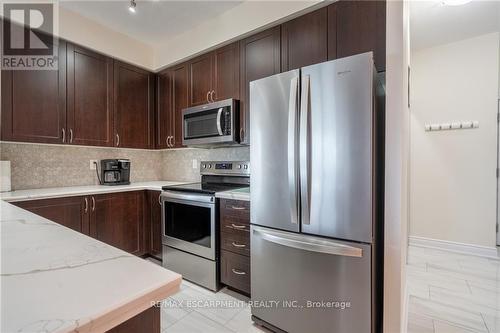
162, 182, 249, 195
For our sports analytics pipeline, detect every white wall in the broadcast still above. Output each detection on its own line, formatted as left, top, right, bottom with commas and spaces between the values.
58, 7, 155, 70
410, 32, 500, 248
384, 0, 410, 332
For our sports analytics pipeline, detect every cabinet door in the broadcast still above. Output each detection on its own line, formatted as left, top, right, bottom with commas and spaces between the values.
156, 70, 173, 149
336, 0, 386, 71
1, 39, 66, 144
67, 44, 114, 147
114, 61, 154, 149
239, 26, 281, 145
213, 42, 240, 101
281, 8, 328, 71
91, 191, 145, 255
148, 190, 162, 259
188, 53, 214, 106
172, 63, 189, 148
13, 196, 89, 234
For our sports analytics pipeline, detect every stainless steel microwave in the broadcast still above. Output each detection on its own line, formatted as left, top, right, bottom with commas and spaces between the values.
182, 98, 239, 147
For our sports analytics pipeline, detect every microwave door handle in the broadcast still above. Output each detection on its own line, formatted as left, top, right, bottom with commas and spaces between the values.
216, 107, 224, 136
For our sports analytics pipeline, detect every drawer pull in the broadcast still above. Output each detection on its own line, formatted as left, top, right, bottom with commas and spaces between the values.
231, 224, 247, 229
231, 242, 246, 248
230, 206, 246, 210
232, 268, 247, 275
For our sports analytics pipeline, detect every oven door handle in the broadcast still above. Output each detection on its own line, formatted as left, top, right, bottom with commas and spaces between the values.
161, 191, 214, 204
216, 107, 224, 136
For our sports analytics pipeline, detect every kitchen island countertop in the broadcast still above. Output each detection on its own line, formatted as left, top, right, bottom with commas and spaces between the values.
0, 200, 182, 333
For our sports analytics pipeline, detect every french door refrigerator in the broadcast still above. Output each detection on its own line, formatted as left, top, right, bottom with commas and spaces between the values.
249, 52, 384, 333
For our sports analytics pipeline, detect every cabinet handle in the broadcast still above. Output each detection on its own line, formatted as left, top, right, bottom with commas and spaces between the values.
158, 194, 162, 206
210, 90, 215, 102
231, 242, 246, 248
231, 268, 246, 275
116, 133, 120, 147
172, 137, 175, 147
84, 197, 88, 213
231, 224, 247, 229
62, 128, 66, 143
240, 128, 244, 142
206, 91, 210, 103
230, 206, 246, 210
91, 196, 95, 212
69, 129, 73, 143
168, 136, 173, 148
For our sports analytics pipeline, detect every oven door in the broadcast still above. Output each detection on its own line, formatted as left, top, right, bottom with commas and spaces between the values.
161, 191, 216, 260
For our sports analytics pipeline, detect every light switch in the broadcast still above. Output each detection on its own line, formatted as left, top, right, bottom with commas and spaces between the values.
192, 159, 198, 169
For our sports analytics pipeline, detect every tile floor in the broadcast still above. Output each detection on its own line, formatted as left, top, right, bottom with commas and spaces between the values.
406, 246, 500, 333
159, 279, 268, 333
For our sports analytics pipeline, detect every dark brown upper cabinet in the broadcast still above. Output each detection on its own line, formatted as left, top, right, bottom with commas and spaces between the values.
327, 3, 337, 60
239, 26, 281, 145
113, 61, 154, 149
90, 191, 145, 256
335, 0, 386, 71
1, 40, 67, 144
172, 63, 189, 148
188, 42, 240, 107
67, 43, 114, 147
156, 69, 174, 149
188, 53, 214, 106
281, 8, 328, 71
213, 42, 240, 101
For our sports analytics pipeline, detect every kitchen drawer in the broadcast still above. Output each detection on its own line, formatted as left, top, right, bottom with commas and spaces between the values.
221, 216, 250, 235
221, 250, 250, 294
221, 231, 250, 257
221, 199, 250, 220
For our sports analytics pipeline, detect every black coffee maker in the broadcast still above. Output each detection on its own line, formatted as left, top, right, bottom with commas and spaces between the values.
99, 159, 131, 185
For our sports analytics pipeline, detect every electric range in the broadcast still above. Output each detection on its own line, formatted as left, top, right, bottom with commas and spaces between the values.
160, 161, 250, 291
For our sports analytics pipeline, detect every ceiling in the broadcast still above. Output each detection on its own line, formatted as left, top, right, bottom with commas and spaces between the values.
410, 0, 500, 51
59, 1, 243, 46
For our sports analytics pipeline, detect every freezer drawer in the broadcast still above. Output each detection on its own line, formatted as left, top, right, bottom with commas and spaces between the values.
251, 225, 372, 333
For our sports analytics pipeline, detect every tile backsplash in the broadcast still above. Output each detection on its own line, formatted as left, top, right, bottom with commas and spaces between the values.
162, 146, 250, 182
0, 142, 250, 190
0, 142, 163, 190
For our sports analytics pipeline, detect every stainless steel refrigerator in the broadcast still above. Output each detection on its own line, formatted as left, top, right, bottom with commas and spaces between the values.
249, 52, 385, 333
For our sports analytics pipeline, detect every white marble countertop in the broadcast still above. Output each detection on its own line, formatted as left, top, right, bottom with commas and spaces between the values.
0, 181, 188, 202
215, 187, 250, 201
0, 200, 182, 333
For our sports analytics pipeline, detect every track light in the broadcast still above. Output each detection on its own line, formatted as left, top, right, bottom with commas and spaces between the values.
129, 0, 136, 13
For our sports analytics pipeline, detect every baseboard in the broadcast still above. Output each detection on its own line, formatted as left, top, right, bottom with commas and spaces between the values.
409, 236, 498, 259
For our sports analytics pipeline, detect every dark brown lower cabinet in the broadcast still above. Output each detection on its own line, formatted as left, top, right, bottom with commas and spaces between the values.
12, 196, 87, 233
219, 199, 251, 295
107, 306, 160, 333
91, 191, 145, 256
147, 190, 163, 260
13, 191, 151, 257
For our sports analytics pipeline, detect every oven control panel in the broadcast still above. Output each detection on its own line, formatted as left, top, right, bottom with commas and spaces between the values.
200, 161, 250, 176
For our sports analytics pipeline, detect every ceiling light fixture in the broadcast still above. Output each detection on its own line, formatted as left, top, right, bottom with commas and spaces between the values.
441, 0, 473, 6
128, 0, 136, 13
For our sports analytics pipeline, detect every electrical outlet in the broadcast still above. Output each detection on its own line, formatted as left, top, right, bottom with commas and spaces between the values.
192, 159, 198, 169
90, 160, 98, 170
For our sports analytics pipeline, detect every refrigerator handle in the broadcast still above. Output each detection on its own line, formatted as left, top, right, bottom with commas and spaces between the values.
253, 226, 363, 258
300, 75, 311, 225
288, 77, 299, 225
